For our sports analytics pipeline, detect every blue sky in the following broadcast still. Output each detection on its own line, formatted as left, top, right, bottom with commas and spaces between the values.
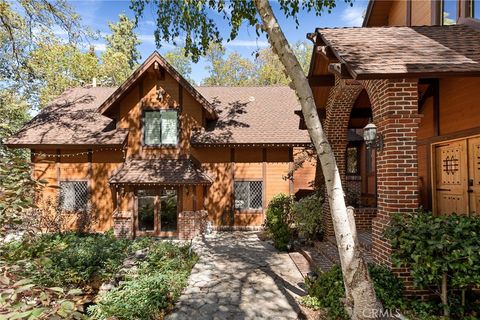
70, 0, 369, 84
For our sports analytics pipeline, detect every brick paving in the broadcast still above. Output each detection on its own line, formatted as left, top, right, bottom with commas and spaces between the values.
167, 232, 306, 320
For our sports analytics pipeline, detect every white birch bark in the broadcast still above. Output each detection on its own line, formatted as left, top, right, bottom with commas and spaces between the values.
253, 0, 383, 318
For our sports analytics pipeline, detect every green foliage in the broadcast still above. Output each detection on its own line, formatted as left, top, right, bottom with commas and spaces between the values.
367, 264, 405, 311
2, 232, 131, 287
304, 265, 349, 320
89, 241, 198, 320
384, 211, 480, 316
104, 14, 141, 69
304, 264, 406, 319
265, 194, 294, 251
0, 266, 85, 319
130, 0, 345, 62
292, 194, 323, 242
164, 46, 194, 83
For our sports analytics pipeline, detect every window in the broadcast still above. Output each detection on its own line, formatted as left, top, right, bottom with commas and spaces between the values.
442, 0, 457, 25
234, 181, 263, 211
473, 0, 480, 19
346, 146, 359, 175
59, 181, 89, 212
143, 110, 178, 146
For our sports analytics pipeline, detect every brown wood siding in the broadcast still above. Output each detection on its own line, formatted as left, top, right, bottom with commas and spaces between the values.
388, 0, 408, 26
292, 148, 316, 192
412, 0, 432, 25
439, 77, 480, 136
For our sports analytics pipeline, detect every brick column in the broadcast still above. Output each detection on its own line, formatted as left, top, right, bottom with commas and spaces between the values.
322, 79, 362, 236
178, 210, 208, 240
363, 79, 420, 266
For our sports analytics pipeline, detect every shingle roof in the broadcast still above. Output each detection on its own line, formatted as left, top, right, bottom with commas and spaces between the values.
316, 25, 480, 79
109, 159, 212, 185
191, 86, 311, 146
4, 87, 128, 147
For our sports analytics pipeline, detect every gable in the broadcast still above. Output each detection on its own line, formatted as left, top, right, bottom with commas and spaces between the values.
98, 51, 217, 120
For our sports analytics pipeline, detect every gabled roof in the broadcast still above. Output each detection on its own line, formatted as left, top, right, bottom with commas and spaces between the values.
3, 87, 128, 148
97, 51, 217, 119
191, 86, 311, 146
314, 24, 480, 79
109, 159, 212, 185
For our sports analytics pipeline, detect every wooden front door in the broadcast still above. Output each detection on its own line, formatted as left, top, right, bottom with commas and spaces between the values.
434, 136, 480, 216
136, 189, 178, 236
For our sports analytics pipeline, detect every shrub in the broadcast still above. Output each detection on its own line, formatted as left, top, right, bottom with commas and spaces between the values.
1, 231, 131, 287
89, 241, 198, 320
292, 194, 323, 242
384, 211, 480, 317
265, 194, 294, 251
303, 264, 406, 319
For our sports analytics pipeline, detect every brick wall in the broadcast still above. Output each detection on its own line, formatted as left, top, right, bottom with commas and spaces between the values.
178, 210, 208, 240
363, 78, 420, 267
113, 211, 133, 238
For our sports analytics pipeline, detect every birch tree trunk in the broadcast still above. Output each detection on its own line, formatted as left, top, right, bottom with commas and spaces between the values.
253, 0, 382, 318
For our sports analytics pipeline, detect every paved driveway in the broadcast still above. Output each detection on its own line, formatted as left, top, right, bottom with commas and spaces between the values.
167, 232, 306, 320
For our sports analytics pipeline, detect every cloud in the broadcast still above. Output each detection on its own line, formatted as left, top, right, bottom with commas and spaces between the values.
224, 39, 269, 48
341, 6, 365, 27
91, 43, 106, 52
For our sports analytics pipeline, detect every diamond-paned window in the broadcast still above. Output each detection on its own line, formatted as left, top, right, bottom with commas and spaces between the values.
234, 181, 263, 210
59, 181, 89, 212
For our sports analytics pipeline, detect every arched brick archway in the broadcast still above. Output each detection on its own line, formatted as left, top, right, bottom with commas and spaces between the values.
322, 77, 421, 266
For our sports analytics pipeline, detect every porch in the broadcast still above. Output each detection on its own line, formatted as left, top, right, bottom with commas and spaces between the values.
109, 158, 212, 239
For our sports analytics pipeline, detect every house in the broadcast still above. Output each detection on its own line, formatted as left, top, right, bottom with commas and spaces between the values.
307, 0, 480, 269
4, 52, 316, 239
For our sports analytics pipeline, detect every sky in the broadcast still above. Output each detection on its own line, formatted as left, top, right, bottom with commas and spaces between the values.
69, 0, 369, 84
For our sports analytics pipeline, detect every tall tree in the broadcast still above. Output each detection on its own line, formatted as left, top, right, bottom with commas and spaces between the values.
256, 40, 312, 85
203, 43, 256, 86
164, 46, 194, 84
130, 1, 381, 318
104, 14, 141, 69
100, 14, 141, 86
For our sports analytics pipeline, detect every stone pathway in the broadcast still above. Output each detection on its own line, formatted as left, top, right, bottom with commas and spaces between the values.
167, 232, 306, 320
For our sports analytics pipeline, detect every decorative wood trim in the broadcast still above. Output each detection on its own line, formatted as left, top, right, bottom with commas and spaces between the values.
328, 63, 354, 79
315, 46, 338, 61
307, 74, 336, 87
432, 0, 442, 25
406, 0, 412, 26
417, 127, 480, 146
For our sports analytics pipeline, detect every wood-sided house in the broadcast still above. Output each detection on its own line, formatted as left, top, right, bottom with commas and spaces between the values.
307, 0, 480, 266
4, 52, 315, 239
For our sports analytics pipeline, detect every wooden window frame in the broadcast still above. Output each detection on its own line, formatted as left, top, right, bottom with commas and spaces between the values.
233, 179, 264, 214
141, 109, 180, 148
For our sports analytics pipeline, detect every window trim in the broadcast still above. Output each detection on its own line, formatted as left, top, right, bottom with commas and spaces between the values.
58, 179, 90, 213
141, 108, 180, 148
233, 179, 264, 214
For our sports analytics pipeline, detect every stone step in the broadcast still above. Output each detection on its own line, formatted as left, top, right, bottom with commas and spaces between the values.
298, 245, 335, 273
314, 240, 341, 266
288, 251, 313, 278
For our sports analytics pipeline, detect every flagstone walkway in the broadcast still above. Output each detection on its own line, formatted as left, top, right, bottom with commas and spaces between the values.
167, 232, 306, 320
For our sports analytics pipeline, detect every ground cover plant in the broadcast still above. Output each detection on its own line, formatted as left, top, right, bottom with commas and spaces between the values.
0, 232, 198, 319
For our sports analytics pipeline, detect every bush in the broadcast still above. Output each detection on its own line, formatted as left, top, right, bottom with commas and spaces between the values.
384, 211, 480, 317
1, 231, 131, 287
89, 241, 198, 320
303, 264, 406, 319
265, 194, 294, 251
292, 194, 323, 242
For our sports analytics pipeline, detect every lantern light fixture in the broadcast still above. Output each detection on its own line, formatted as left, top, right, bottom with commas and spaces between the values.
363, 121, 383, 151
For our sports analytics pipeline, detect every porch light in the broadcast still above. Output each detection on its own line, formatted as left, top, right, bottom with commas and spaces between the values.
363, 121, 383, 151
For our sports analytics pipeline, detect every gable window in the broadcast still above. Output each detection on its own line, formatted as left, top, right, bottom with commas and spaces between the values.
473, 0, 480, 19
234, 181, 263, 211
441, 0, 457, 25
143, 110, 178, 146
59, 181, 89, 212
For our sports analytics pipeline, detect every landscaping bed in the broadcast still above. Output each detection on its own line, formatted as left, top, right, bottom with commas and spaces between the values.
0, 231, 198, 319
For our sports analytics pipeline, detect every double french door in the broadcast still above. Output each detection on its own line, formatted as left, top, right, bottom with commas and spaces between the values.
433, 136, 480, 216
136, 189, 178, 236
